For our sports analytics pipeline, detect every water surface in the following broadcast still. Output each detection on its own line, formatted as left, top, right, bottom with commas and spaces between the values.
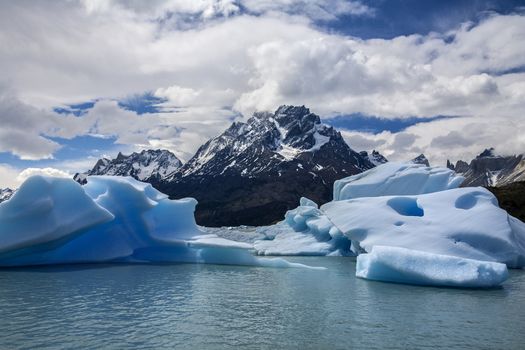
0, 258, 524, 349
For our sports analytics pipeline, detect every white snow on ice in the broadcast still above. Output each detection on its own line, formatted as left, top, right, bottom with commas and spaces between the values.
333, 162, 464, 200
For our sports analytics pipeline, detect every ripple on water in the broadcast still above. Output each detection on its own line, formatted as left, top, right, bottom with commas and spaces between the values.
0, 259, 524, 350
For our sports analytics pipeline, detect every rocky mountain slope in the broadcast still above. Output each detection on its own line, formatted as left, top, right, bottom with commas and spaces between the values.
487, 181, 525, 222
360, 150, 388, 166
0, 188, 13, 203
410, 154, 430, 166
74, 149, 182, 185
447, 148, 525, 187
157, 105, 374, 226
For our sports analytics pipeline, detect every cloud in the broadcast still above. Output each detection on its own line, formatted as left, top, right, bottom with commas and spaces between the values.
342, 115, 525, 166
0, 2, 523, 167
16, 168, 71, 183
340, 131, 387, 151
430, 131, 472, 148
0, 87, 62, 159
0, 165, 72, 189
241, 0, 374, 20
79, 0, 372, 24
392, 133, 418, 150
0, 164, 21, 189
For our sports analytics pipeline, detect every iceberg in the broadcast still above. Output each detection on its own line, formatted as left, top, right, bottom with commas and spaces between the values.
254, 163, 465, 257
251, 162, 525, 287
254, 197, 352, 256
356, 246, 509, 288
333, 162, 464, 200
0, 175, 319, 269
323, 187, 525, 268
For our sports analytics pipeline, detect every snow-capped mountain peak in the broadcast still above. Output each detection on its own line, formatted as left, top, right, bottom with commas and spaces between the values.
156, 105, 375, 225
360, 150, 388, 166
447, 148, 525, 187
78, 149, 182, 183
410, 154, 430, 166
175, 105, 372, 179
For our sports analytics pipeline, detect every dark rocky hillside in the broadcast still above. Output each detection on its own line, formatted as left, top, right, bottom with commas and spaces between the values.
158, 105, 374, 226
488, 181, 525, 223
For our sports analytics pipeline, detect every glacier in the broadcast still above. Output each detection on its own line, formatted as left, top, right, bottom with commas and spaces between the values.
356, 246, 509, 288
252, 162, 525, 287
254, 197, 352, 256
254, 163, 465, 257
0, 175, 319, 269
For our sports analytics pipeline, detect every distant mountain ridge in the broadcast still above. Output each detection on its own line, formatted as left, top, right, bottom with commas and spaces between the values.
410, 154, 430, 166
75, 149, 182, 184
158, 105, 375, 226
447, 148, 525, 187
8, 106, 517, 226
360, 150, 388, 166
0, 188, 13, 203
67, 106, 448, 226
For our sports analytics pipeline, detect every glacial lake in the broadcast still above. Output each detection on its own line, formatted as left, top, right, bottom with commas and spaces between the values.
1, 257, 524, 350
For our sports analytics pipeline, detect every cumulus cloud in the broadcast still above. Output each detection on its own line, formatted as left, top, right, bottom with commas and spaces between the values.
392, 133, 418, 150
341, 115, 525, 166
430, 131, 472, 149
0, 87, 62, 159
16, 168, 71, 183
340, 131, 387, 151
0, 1, 523, 169
0, 164, 21, 189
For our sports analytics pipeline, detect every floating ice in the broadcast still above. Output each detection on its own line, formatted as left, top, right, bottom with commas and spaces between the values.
0, 176, 113, 255
356, 246, 509, 288
0, 176, 320, 269
323, 187, 525, 268
250, 162, 525, 287
254, 197, 352, 256
333, 162, 464, 200
254, 163, 466, 257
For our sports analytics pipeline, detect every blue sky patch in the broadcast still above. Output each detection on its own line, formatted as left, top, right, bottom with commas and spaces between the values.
324, 113, 455, 134
53, 101, 96, 116
0, 135, 121, 171
323, 0, 525, 39
118, 92, 167, 115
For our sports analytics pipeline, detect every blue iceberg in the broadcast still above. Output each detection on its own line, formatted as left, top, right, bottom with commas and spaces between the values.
255, 163, 466, 257
254, 197, 352, 256
333, 162, 464, 200
0, 175, 318, 269
253, 162, 525, 287
356, 246, 509, 288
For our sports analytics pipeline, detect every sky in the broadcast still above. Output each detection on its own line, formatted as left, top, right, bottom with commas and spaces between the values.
0, 0, 525, 188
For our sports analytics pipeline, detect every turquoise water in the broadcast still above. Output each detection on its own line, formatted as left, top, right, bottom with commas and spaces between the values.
0, 258, 524, 349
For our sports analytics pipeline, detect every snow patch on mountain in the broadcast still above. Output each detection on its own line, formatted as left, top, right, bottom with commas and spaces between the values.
360, 150, 388, 166
410, 154, 430, 166
173, 105, 373, 179
448, 148, 525, 187
77, 149, 182, 183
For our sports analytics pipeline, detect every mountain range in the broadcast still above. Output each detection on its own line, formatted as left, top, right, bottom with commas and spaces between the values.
447, 148, 525, 187
73, 106, 377, 225
158, 105, 375, 226
1, 105, 523, 225
74, 149, 182, 185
